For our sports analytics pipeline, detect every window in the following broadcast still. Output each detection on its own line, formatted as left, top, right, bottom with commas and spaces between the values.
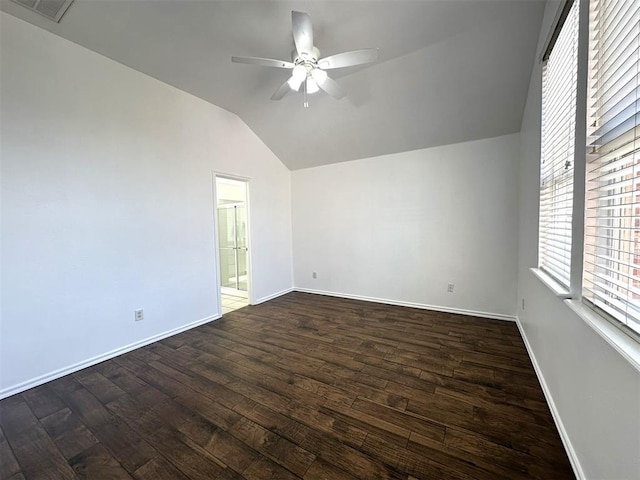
539, 0, 580, 287
583, 0, 640, 335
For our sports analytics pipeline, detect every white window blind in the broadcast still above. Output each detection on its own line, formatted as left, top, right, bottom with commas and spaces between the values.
584, 0, 640, 335
539, 0, 580, 287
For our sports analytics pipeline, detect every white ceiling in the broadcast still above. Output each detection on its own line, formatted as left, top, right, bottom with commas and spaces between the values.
1, 0, 545, 170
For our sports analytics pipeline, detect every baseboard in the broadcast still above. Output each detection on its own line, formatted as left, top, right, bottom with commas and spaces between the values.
0, 313, 221, 400
515, 316, 586, 480
252, 287, 294, 305
294, 287, 517, 322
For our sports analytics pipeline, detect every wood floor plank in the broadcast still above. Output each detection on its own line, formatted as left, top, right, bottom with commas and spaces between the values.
73, 371, 127, 404
202, 429, 259, 473
0, 426, 22, 480
68, 443, 133, 479
0, 292, 574, 480
0, 396, 76, 479
49, 377, 115, 431
298, 429, 405, 480
6, 473, 27, 480
92, 419, 158, 474
94, 362, 151, 397
407, 430, 517, 480
361, 431, 477, 480
418, 368, 507, 404
231, 397, 312, 446
319, 402, 410, 446
175, 393, 242, 432
133, 389, 219, 448
357, 358, 437, 393
105, 394, 227, 479
241, 456, 301, 480
40, 408, 99, 460
352, 397, 446, 443
442, 427, 558, 479
228, 417, 316, 477
185, 340, 354, 409
20, 384, 66, 420
133, 457, 189, 480
303, 457, 359, 480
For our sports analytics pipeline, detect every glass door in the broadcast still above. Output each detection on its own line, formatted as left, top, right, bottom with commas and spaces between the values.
218, 203, 248, 298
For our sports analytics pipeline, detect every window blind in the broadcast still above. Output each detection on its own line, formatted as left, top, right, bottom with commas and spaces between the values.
584, 0, 640, 335
539, 0, 580, 287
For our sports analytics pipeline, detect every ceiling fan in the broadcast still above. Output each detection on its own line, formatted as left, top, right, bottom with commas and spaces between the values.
232, 11, 378, 106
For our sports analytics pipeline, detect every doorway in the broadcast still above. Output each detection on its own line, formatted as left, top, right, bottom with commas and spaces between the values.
215, 176, 249, 314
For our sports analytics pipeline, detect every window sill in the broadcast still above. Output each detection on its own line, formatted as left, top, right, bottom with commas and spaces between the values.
565, 300, 640, 373
530, 268, 640, 372
530, 268, 572, 299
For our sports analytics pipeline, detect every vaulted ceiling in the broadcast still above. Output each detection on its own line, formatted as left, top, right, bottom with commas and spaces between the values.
1, 0, 546, 170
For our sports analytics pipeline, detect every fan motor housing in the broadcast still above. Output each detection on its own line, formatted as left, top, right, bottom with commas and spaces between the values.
292, 47, 320, 65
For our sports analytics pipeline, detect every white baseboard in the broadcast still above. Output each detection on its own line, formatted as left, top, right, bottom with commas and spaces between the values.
515, 316, 586, 480
294, 288, 517, 322
0, 314, 221, 400
252, 287, 294, 305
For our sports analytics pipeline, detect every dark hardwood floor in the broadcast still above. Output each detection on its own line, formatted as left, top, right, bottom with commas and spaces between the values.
0, 292, 575, 479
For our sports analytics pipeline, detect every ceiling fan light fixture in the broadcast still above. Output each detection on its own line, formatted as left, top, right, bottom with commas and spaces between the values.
288, 65, 307, 91
292, 64, 307, 80
288, 76, 304, 91
311, 68, 327, 86
306, 77, 320, 94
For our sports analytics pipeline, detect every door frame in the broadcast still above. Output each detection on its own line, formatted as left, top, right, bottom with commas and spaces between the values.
212, 172, 253, 313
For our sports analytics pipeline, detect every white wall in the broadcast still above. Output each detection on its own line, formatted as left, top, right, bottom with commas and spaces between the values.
291, 134, 519, 319
516, 2, 640, 479
0, 13, 292, 396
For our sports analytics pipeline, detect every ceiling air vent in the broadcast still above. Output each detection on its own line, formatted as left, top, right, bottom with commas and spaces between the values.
11, 0, 75, 23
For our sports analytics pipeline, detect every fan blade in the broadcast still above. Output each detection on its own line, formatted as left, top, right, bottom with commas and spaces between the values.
317, 74, 345, 100
318, 49, 378, 70
232, 56, 294, 69
292, 11, 313, 57
271, 79, 292, 100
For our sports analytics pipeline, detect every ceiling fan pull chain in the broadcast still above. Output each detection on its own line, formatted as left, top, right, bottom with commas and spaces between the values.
303, 79, 309, 108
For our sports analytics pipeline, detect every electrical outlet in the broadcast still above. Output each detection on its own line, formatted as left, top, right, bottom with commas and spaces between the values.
134, 309, 144, 322
447, 283, 454, 293
312, 272, 317, 279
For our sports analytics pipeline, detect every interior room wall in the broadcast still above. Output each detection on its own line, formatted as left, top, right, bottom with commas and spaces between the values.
291, 133, 520, 319
516, 2, 640, 479
0, 12, 293, 397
